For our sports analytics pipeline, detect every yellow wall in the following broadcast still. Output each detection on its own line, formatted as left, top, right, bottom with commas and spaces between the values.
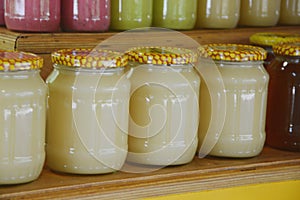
144, 180, 300, 200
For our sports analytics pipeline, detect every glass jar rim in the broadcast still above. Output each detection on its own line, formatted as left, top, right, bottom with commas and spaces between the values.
53, 63, 125, 73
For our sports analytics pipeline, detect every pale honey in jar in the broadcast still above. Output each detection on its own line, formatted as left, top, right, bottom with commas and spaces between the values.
238, 0, 281, 27
196, 0, 241, 29
0, 50, 46, 185
198, 44, 269, 158
46, 49, 130, 174
126, 47, 200, 166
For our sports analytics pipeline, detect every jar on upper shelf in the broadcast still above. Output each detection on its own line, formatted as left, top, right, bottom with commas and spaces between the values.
61, 0, 110, 32
196, 0, 241, 29
266, 43, 300, 152
278, 0, 300, 25
4, 0, 61, 32
238, 0, 281, 27
110, 0, 153, 31
152, 0, 197, 30
0, 50, 47, 185
0, 0, 4, 26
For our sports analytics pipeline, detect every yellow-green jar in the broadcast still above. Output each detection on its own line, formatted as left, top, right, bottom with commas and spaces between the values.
153, 0, 197, 30
110, 0, 153, 30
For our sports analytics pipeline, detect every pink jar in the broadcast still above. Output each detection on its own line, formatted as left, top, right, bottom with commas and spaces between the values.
61, 0, 110, 32
0, 0, 4, 25
4, 0, 61, 32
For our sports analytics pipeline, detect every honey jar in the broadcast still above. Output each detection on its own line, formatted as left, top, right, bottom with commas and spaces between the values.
266, 43, 300, 152
153, 0, 197, 30
110, 0, 153, 30
279, 0, 300, 25
0, 50, 46, 184
198, 44, 269, 158
238, 0, 281, 27
126, 47, 200, 165
196, 0, 240, 29
46, 49, 130, 174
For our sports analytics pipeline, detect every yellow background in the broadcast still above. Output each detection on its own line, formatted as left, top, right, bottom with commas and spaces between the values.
144, 180, 300, 200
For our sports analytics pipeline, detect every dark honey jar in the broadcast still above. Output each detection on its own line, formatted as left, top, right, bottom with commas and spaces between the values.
266, 43, 300, 152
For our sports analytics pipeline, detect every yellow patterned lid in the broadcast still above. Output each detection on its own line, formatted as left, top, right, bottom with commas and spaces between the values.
198, 44, 267, 62
0, 50, 43, 71
250, 32, 300, 46
273, 43, 300, 57
126, 46, 197, 65
51, 48, 128, 68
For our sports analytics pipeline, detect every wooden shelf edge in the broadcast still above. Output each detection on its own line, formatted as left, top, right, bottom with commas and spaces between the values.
1, 26, 300, 53
1, 147, 299, 200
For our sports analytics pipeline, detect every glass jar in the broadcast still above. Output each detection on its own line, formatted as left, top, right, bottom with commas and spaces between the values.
4, 0, 61, 32
196, 0, 240, 29
0, 50, 46, 185
238, 0, 281, 27
266, 43, 300, 152
152, 0, 197, 30
0, 0, 4, 25
198, 44, 269, 158
110, 0, 153, 31
61, 0, 110, 32
126, 47, 200, 166
279, 0, 300, 25
249, 32, 300, 67
46, 49, 130, 174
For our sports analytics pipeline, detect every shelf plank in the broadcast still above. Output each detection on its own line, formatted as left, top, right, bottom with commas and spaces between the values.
1, 146, 299, 200
1, 26, 300, 80
1, 26, 300, 54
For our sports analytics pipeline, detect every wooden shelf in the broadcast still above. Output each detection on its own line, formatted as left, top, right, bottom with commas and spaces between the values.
0, 26, 300, 79
0, 26, 300, 199
1, 146, 299, 199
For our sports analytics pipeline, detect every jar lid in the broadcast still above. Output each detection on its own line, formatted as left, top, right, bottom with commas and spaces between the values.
0, 50, 43, 72
273, 43, 300, 57
198, 44, 267, 62
51, 48, 128, 68
250, 32, 300, 46
126, 46, 197, 65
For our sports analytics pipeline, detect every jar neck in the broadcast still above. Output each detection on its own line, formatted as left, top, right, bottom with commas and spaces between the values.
213, 60, 264, 68
0, 69, 40, 78
199, 58, 264, 67
54, 64, 125, 74
130, 63, 194, 72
